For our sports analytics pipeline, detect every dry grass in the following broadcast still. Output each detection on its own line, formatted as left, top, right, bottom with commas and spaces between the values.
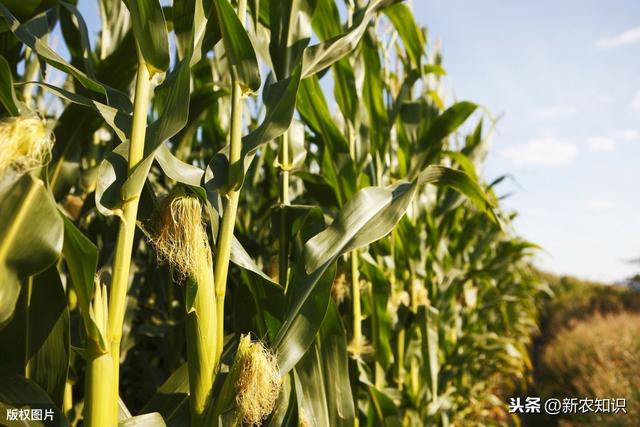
538, 312, 640, 426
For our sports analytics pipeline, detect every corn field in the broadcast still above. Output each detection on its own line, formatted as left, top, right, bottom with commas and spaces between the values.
0, 0, 545, 426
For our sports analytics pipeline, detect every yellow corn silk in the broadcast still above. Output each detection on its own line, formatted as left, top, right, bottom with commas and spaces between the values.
150, 187, 211, 279
0, 116, 52, 176
234, 334, 281, 426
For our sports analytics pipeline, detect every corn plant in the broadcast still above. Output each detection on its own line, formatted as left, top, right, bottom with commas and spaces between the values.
0, 1, 543, 426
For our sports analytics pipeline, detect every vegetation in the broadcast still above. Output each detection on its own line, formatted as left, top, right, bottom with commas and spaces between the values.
530, 274, 640, 427
0, 0, 545, 426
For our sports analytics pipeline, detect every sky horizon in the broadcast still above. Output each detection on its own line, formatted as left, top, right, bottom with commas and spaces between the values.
415, 1, 640, 282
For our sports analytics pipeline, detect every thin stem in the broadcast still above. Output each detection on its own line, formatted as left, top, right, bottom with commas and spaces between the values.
24, 277, 33, 379
280, 131, 290, 205
105, 60, 152, 424
397, 329, 405, 391
350, 249, 361, 427
22, 48, 39, 108
213, 0, 247, 366
409, 271, 420, 397
351, 250, 362, 348
279, 131, 290, 291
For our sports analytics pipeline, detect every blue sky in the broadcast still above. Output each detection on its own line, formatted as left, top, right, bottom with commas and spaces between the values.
413, 1, 640, 282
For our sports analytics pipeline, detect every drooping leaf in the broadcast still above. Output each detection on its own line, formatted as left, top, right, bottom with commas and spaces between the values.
213, 0, 261, 93
365, 384, 402, 427
61, 215, 106, 350
409, 101, 478, 176
97, 58, 192, 216
0, 4, 132, 111
383, 3, 424, 68
301, 0, 399, 78
126, 0, 170, 74
0, 370, 69, 427
304, 181, 418, 274
0, 266, 70, 408
0, 174, 63, 327
214, 64, 301, 192
0, 55, 20, 116
269, 0, 317, 80
274, 261, 336, 375
141, 363, 190, 423
417, 165, 498, 224
293, 301, 354, 427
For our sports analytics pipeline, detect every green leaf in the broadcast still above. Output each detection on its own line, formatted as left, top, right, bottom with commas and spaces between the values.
304, 181, 418, 274
213, 0, 261, 93
409, 101, 478, 176
0, 267, 70, 408
417, 165, 498, 224
0, 174, 63, 327
141, 363, 190, 423
61, 215, 106, 350
59, 2, 96, 75
295, 76, 354, 204
301, 0, 399, 78
231, 236, 279, 285
0, 370, 69, 427
383, 3, 425, 68
126, 0, 170, 74
293, 301, 354, 427
25, 81, 132, 142
365, 384, 402, 427
0, 55, 20, 115
173, 0, 216, 65
0, 4, 132, 111
361, 33, 388, 155
97, 58, 192, 216
418, 306, 439, 400
118, 412, 167, 427
274, 261, 336, 375
0, 371, 69, 427
269, 0, 317, 80
155, 143, 204, 188
360, 254, 394, 370
213, 64, 301, 191
0, 0, 57, 23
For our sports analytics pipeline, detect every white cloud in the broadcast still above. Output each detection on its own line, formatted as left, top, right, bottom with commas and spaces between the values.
532, 105, 578, 120
611, 129, 639, 141
597, 27, 640, 48
587, 136, 616, 152
583, 198, 613, 211
500, 137, 578, 167
630, 90, 640, 113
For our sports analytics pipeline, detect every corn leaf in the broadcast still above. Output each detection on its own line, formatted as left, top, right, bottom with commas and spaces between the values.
213, 0, 261, 93
0, 266, 70, 408
126, 0, 170, 74
61, 215, 106, 350
301, 0, 400, 78
0, 55, 20, 116
0, 174, 63, 327
269, 0, 317, 80
383, 3, 424, 68
0, 370, 69, 426
0, 4, 132, 111
293, 301, 355, 427
118, 412, 167, 427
